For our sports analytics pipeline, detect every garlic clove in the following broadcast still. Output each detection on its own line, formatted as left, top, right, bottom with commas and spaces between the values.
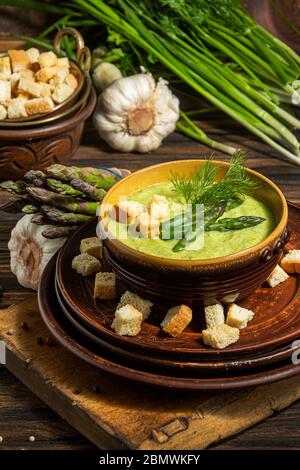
92, 62, 123, 92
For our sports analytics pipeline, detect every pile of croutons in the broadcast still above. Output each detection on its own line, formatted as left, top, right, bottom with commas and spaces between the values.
0, 48, 78, 120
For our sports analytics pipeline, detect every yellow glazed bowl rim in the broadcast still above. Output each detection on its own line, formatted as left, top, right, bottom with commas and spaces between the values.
99, 160, 288, 268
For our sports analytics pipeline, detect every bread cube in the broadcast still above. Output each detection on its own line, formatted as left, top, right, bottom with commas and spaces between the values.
0, 104, 7, 120
267, 264, 289, 288
111, 304, 143, 336
281, 250, 300, 273
94, 272, 116, 300
0, 56, 11, 78
26, 48, 40, 64
18, 77, 43, 98
39, 82, 52, 98
117, 291, 153, 320
72, 253, 101, 276
136, 212, 160, 239
0, 80, 11, 103
17, 93, 30, 102
205, 303, 225, 329
25, 97, 54, 116
80, 237, 102, 259
56, 57, 69, 68
8, 49, 30, 72
10, 72, 20, 95
115, 200, 146, 224
65, 73, 78, 91
7, 97, 27, 119
226, 303, 254, 329
52, 83, 73, 103
150, 194, 168, 205
202, 324, 240, 349
19, 69, 35, 81
161, 304, 192, 337
50, 68, 69, 87
38, 51, 57, 68
35, 66, 57, 83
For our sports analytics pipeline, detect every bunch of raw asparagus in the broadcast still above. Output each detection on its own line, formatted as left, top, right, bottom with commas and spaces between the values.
0, 165, 129, 239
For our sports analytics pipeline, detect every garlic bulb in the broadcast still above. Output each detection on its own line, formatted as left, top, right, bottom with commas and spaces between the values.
8, 215, 66, 290
93, 73, 179, 153
92, 62, 123, 92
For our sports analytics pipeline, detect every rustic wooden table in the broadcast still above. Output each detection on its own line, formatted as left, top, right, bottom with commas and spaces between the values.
1, 120, 300, 450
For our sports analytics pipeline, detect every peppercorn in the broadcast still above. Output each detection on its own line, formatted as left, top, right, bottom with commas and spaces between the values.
21, 321, 29, 330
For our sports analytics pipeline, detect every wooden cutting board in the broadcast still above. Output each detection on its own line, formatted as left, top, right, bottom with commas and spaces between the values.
1, 296, 300, 450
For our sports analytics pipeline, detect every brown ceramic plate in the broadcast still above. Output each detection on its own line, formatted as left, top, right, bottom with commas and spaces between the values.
56, 203, 300, 359
55, 277, 300, 372
39, 255, 300, 390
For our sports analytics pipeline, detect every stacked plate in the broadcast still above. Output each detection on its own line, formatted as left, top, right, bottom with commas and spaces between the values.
38, 204, 300, 390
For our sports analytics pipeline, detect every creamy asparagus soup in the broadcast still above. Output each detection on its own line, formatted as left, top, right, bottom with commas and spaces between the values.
108, 181, 276, 260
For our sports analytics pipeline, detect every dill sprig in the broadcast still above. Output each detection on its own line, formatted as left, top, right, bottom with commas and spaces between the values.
170, 151, 258, 208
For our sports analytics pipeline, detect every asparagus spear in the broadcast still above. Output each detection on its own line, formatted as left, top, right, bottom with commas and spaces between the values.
172, 201, 227, 252
46, 165, 116, 189
206, 216, 265, 232
0, 180, 27, 194
0, 197, 29, 213
42, 225, 79, 239
24, 170, 46, 183
225, 197, 244, 211
31, 214, 48, 225
46, 178, 85, 197
40, 205, 91, 225
22, 204, 40, 214
26, 187, 99, 215
70, 178, 106, 201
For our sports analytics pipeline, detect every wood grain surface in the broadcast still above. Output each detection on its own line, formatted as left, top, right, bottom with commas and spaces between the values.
0, 122, 300, 449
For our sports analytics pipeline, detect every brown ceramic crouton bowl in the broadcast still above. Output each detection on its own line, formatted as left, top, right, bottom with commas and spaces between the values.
0, 28, 96, 180
99, 160, 289, 308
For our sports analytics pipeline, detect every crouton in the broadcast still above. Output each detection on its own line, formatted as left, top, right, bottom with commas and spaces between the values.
136, 212, 160, 239
161, 304, 192, 337
19, 69, 35, 81
39, 82, 52, 98
7, 97, 27, 119
94, 272, 116, 300
150, 194, 168, 205
26, 48, 40, 64
0, 56, 11, 78
72, 253, 101, 276
111, 304, 143, 336
80, 237, 102, 259
226, 303, 254, 329
117, 291, 153, 320
267, 264, 289, 287
204, 303, 225, 329
114, 200, 146, 224
56, 57, 69, 68
17, 92, 30, 102
25, 97, 54, 116
18, 77, 43, 98
10, 72, 20, 95
202, 324, 240, 349
49, 68, 69, 88
281, 250, 300, 273
65, 72, 78, 91
8, 49, 30, 72
0, 104, 7, 120
51, 83, 73, 103
38, 51, 57, 68
35, 66, 57, 83
0, 80, 11, 103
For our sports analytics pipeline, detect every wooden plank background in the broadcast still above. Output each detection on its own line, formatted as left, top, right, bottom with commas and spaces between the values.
0, 1, 300, 450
